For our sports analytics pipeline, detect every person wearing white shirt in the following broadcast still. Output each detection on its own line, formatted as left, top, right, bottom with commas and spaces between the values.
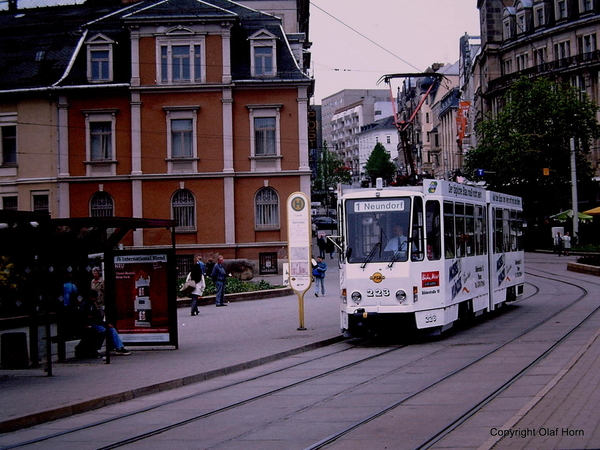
384, 225, 408, 253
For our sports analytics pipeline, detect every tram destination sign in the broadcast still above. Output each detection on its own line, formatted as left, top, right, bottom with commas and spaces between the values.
354, 200, 406, 212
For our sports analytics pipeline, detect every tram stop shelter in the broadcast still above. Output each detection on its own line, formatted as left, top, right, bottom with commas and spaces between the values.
0, 212, 177, 374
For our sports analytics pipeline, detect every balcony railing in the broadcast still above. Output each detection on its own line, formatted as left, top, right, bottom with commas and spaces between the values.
488, 50, 600, 91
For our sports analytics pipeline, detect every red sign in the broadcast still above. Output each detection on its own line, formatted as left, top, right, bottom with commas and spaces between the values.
422, 271, 440, 288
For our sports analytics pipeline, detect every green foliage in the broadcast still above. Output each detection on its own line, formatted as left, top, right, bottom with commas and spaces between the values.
177, 276, 282, 297
315, 141, 352, 191
364, 142, 397, 184
465, 77, 600, 220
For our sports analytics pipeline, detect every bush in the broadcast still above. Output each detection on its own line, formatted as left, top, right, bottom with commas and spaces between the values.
177, 276, 283, 297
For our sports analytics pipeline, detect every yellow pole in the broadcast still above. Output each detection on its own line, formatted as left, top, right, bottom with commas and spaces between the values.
297, 291, 306, 330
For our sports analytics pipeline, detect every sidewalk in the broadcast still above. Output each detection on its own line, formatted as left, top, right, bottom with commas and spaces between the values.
0, 258, 342, 433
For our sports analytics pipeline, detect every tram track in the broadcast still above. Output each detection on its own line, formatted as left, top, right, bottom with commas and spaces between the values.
304, 270, 591, 450
0, 340, 396, 450
2, 267, 596, 450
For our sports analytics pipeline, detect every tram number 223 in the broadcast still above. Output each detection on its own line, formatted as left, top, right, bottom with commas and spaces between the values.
366, 289, 390, 297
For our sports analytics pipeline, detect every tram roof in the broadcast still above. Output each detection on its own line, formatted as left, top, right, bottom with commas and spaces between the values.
339, 180, 522, 209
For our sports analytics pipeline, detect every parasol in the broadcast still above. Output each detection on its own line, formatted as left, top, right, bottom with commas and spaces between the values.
549, 209, 592, 223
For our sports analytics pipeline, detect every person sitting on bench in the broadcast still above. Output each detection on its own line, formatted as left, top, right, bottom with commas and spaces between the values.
75, 290, 130, 358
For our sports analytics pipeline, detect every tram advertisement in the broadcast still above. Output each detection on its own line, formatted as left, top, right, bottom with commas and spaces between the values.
106, 249, 178, 346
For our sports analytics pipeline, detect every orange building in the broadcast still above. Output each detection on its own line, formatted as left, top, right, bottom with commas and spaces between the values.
0, 0, 313, 272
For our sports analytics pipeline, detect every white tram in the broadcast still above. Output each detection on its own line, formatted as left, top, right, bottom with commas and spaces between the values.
337, 179, 524, 336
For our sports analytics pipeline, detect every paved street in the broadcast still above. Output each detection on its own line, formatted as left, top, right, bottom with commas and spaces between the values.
2, 252, 600, 450
0, 256, 342, 432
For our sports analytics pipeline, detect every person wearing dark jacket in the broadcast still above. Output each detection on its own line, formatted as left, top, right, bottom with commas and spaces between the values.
211, 256, 227, 307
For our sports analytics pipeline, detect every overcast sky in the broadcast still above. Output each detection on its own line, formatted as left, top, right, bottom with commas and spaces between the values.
309, 0, 481, 103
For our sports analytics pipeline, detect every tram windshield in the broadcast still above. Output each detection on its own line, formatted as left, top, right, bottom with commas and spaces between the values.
344, 197, 412, 264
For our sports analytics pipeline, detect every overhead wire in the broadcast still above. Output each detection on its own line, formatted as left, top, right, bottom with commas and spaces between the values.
309, 1, 422, 73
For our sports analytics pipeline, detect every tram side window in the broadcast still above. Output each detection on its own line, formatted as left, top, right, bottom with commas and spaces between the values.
516, 211, 524, 251
465, 204, 475, 256
475, 205, 487, 255
494, 208, 503, 253
503, 209, 511, 252
444, 201, 455, 259
426, 200, 441, 260
411, 197, 424, 261
455, 203, 465, 258
510, 210, 521, 251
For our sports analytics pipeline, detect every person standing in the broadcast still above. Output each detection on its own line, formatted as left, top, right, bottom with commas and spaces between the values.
211, 256, 227, 307
188, 263, 205, 316
563, 232, 572, 256
62, 274, 78, 309
196, 255, 206, 276
325, 236, 335, 259
317, 235, 326, 259
90, 267, 105, 315
554, 232, 563, 256
313, 256, 327, 297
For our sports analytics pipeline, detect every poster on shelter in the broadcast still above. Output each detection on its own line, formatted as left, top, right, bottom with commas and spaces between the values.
107, 250, 177, 346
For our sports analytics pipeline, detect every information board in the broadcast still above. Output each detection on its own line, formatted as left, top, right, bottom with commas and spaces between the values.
287, 192, 312, 293
287, 192, 311, 330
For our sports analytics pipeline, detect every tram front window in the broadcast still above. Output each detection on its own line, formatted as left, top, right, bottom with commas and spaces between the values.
345, 197, 412, 264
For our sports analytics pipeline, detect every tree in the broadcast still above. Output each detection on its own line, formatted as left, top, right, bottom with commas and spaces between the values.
315, 141, 351, 192
465, 77, 600, 222
313, 142, 351, 213
364, 142, 397, 185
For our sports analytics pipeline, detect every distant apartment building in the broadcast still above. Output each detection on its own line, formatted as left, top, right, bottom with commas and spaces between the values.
475, 0, 600, 174
357, 116, 398, 182
321, 89, 393, 183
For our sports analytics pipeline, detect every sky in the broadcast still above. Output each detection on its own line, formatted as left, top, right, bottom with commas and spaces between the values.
309, 0, 481, 103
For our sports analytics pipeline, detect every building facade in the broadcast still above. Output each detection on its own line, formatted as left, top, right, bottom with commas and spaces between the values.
357, 116, 398, 183
474, 0, 600, 173
0, 0, 313, 268
321, 89, 393, 183
394, 62, 460, 180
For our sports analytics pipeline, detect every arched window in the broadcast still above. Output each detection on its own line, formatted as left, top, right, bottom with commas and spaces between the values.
172, 189, 196, 232
90, 191, 114, 217
255, 187, 279, 229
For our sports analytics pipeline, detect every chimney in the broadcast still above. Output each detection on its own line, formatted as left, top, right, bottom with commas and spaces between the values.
8, 0, 17, 12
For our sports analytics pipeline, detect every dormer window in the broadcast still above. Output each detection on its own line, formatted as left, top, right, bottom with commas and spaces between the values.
249, 29, 278, 78
580, 0, 594, 13
86, 34, 114, 83
555, 0, 568, 20
157, 28, 206, 85
534, 5, 546, 27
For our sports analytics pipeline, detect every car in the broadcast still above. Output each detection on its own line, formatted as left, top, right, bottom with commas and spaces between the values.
312, 216, 337, 230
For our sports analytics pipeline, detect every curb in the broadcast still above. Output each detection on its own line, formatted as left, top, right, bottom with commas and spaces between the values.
0, 335, 345, 434
177, 287, 293, 308
567, 261, 600, 276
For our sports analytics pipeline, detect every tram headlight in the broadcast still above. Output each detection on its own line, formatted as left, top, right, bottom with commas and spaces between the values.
351, 291, 362, 304
396, 290, 407, 302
